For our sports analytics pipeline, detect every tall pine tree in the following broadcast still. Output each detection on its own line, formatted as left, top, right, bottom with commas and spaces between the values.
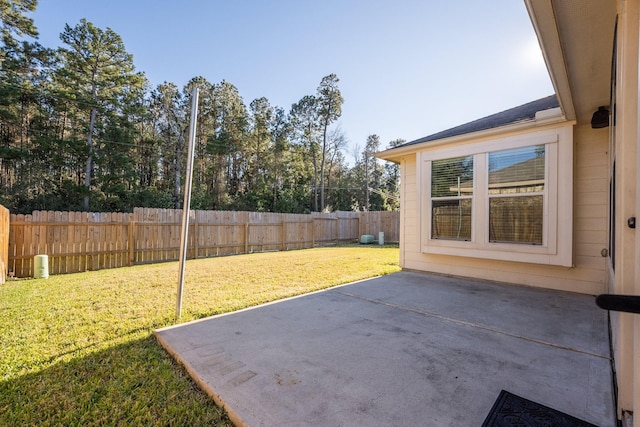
57, 19, 144, 210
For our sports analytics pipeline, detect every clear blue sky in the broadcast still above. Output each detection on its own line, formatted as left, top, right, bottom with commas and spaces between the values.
30, 0, 553, 161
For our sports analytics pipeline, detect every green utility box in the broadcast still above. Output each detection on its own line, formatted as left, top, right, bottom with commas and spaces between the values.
360, 234, 374, 244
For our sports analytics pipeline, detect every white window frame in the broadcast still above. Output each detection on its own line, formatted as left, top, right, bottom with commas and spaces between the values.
420, 124, 573, 267
430, 155, 474, 241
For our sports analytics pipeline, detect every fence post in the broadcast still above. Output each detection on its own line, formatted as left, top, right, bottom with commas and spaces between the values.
244, 222, 249, 254
0, 205, 8, 284
311, 218, 315, 247
281, 220, 286, 251
194, 214, 199, 259
128, 214, 135, 266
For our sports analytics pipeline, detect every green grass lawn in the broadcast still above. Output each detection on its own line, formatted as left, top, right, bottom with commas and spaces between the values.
0, 245, 400, 426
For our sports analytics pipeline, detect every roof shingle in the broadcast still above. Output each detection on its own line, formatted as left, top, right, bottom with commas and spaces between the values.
399, 95, 559, 148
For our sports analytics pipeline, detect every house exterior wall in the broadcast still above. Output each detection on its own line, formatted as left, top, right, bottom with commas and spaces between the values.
610, 0, 639, 417
397, 123, 609, 295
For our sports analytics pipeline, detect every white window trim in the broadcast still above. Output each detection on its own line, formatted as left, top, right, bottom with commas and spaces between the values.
420, 124, 573, 267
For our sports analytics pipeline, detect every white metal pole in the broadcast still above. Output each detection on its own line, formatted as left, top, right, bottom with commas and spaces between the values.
176, 87, 199, 320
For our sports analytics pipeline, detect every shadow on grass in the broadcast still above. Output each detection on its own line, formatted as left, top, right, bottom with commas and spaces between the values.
36, 326, 156, 369
0, 335, 231, 427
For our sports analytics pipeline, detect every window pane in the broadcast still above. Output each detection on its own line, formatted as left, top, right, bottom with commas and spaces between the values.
489, 196, 543, 244
431, 155, 474, 197
489, 145, 544, 194
432, 199, 472, 240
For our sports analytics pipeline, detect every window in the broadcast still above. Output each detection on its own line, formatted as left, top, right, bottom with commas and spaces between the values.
488, 145, 544, 245
421, 125, 573, 267
431, 155, 473, 241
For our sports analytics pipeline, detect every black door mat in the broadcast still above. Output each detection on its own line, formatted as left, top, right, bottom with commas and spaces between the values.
482, 390, 598, 427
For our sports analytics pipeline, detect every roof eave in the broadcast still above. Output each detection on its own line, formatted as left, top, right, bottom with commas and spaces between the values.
524, 0, 576, 121
524, 1, 616, 125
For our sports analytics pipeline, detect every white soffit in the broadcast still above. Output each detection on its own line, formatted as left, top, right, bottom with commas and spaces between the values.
526, 0, 616, 125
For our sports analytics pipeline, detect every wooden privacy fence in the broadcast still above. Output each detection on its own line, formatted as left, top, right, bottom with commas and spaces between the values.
0, 204, 8, 284
8, 208, 399, 278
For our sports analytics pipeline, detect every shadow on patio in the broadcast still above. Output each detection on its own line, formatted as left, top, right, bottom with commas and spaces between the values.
155, 271, 615, 426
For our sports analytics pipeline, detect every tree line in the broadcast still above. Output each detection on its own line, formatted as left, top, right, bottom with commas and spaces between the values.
0, 1, 401, 215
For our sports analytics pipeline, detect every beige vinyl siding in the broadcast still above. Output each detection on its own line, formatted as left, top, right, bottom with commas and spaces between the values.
400, 156, 419, 267
572, 124, 610, 289
398, 123, 608, 294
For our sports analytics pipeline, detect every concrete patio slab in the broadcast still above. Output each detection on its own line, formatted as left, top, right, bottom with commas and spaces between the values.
154, 271, 615, 426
